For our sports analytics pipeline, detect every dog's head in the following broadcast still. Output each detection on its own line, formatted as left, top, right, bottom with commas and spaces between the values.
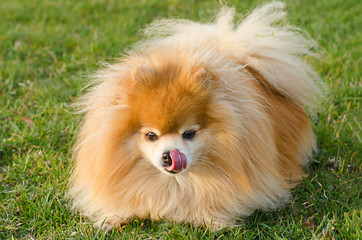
126, 56, 216, 175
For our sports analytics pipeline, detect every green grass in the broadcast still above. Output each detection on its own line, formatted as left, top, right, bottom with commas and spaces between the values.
0, 0, 360, 239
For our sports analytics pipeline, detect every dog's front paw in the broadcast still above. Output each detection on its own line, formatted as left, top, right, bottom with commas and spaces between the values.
205, 219, 234, 232
94, 219, 115, 231
94, 217, 129, 231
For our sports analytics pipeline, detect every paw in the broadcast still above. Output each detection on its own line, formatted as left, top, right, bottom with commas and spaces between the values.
93, 217, 129, 231
205, 219, 234, 232
94, 219, 117, 231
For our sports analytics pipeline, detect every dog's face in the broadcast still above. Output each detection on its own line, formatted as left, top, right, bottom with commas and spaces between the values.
126, 60, 214, 175
138, 125, 202, 175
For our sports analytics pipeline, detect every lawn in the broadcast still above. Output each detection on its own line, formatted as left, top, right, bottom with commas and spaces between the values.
0, 0, 360, 239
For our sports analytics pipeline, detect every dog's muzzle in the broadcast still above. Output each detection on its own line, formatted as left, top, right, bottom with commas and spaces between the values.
162, 149, 187, 174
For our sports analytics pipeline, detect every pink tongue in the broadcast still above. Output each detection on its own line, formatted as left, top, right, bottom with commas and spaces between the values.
166, 149, 187, 172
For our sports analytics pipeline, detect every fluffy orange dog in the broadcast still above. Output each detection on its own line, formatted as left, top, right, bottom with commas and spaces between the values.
69, 2, 325, 230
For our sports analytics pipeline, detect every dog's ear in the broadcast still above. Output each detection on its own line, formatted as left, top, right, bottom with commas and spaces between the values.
130, 66, 155, 85
192, 67, 217, 88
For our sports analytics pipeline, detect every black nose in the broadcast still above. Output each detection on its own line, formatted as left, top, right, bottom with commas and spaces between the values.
162, 151, 172, 166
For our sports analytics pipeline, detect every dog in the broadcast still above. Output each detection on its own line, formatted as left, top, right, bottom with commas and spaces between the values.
68, 2, 325, 231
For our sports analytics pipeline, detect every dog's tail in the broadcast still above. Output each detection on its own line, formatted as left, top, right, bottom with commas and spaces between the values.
140, 2, 326, 114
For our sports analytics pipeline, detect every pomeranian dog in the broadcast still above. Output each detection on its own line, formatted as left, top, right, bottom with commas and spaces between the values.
69, 2, 325, 230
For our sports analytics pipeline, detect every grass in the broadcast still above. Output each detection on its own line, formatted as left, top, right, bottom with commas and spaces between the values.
0, 0, 360, 239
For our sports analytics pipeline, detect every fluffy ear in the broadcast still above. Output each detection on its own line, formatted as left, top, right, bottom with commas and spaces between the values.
192, 67, 217, 88
131, 66, 155, 84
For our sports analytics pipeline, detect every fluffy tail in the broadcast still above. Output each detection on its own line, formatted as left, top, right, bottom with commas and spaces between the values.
138, 2, 326, 114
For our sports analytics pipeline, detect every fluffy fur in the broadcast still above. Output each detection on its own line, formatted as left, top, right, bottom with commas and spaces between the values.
69, 2, 325, 230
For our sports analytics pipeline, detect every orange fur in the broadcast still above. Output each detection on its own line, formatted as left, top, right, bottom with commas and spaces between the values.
68, 3, 324, 231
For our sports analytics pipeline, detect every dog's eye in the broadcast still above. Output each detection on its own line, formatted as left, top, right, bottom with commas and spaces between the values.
145, 132, 158, 141
182, 130, 197, 139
